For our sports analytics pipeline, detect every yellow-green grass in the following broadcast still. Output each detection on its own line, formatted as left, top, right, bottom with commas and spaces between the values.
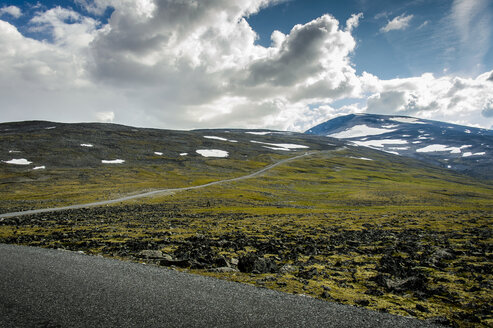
1, 150, 492, 327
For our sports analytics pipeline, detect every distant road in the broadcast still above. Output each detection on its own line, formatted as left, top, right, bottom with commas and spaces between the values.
0, 244, 440, 328
0, 152, 313, 219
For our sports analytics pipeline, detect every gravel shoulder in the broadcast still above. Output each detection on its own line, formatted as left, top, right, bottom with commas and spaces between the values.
0, 244, 440, 328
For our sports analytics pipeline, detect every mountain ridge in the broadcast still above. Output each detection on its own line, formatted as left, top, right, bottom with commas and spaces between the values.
306, 113, 493, 179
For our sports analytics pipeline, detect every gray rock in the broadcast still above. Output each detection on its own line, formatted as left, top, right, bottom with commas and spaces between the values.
210, 267, 239, 273
138, 250, 164, 259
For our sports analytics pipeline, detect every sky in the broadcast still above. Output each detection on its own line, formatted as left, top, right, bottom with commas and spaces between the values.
1, 0, 493, 131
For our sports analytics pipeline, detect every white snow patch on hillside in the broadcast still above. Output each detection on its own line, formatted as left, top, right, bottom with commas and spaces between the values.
204, 136, 228, 141
382, 124, 399, 128
80, 144, 94, 147
352, 139, 408, 148
154, 152, 163, 156
416, 145, 462, 153
33, 166, 46, 170
251, 140, 309, 150
180, 153, 188, 156
350, 157, 373, 161
204, 136, 238, 143
390, 117, 425, 124
388, 147, 409, 150
9, 150, 21, 153
246, 131, 271, 135
329, 125, 396, 139
45, 126, 56, 130
102, 159, 125, 164
3, 158, 32, 165
412, 141, 422, 144
465, 129, 471, 134
196, 149, 229, 158
263, 146, 291, 151
463, 152, 485, 157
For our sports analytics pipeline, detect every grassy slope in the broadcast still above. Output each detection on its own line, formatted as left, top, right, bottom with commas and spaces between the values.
1, 123, 492, 327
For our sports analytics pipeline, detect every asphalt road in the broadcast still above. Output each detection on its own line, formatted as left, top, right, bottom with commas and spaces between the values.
0, 152, 313, 219
0, 244, 441, 328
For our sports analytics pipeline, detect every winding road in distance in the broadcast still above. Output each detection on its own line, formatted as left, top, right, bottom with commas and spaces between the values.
0, 244, 440, 328
0, 151, 313, 219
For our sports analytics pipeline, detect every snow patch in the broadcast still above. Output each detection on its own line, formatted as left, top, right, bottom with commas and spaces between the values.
33, 166, 46, 170
390, 117, 425, 124
246, 131, 271, 135
80, 144, 94, 147
196, 149, 229, 158
154, 152, 163, 156
204, 136, 228, 141
416, 144, 463, 153
102, 159, 125, 164
464, 129, 471, 134
352, 139, 408, 148
263, 146, 291, 151
350, 157, 373, 161
3, 158, 32, 165
45, 126, 56, 130
382, 124, 399, 128
180, 153, 188, 156
329, 125, 396, 139
463, 152, 485, 157
204, 136, 238, 143
9, 150, 21, 153
251, 140, 309, 150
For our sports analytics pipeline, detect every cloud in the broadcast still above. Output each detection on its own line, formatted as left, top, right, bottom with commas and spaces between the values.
449, 0, 492, 72
0, 5, 22, 18
1, 1, 492, 132
417, 20, 429, 30
362, 71, 493, 128
345, 13, 363, 32
2, 0, 360, 131
380, 14, 413, 33
96, 111, 115, 122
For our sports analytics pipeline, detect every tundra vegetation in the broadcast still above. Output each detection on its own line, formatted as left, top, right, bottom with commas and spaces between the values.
1, 123, 492, 327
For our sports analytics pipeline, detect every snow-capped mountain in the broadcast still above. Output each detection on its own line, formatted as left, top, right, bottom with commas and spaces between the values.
306, 114, 493, 179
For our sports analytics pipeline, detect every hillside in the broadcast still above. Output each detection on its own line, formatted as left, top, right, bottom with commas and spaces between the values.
306, 114, 493, 179
1, 120, 492, 327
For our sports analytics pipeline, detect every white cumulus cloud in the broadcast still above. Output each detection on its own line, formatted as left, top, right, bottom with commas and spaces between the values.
380, 14, 413, 33
0, 5, 22, 18
0, 0, 492, 131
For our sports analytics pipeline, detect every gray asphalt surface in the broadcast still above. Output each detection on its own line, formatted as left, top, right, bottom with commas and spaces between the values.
0, 244, 441, 328
0, 152, 313, 219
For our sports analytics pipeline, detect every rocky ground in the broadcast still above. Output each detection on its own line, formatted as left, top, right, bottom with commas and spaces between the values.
1, 204, 491, 327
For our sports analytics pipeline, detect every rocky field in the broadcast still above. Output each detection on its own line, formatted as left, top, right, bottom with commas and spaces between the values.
1, 122, 492, 327
1, 204, 491, 327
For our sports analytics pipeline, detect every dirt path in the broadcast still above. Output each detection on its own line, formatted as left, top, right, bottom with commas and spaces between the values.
0, 152, 314, 219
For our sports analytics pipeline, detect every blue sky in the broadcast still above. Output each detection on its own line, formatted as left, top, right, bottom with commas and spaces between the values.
1, 0, 493, 130
247, 0, 493, 79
